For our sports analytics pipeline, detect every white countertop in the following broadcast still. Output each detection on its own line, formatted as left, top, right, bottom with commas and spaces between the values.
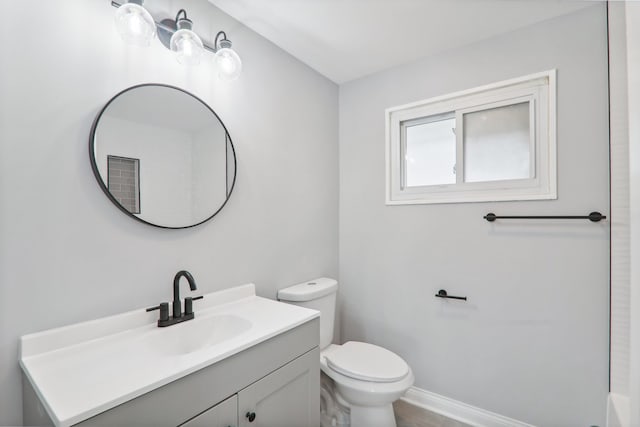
19, 284, 319, 427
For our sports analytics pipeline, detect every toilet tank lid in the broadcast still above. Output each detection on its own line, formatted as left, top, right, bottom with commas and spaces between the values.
277, 277, 338, 302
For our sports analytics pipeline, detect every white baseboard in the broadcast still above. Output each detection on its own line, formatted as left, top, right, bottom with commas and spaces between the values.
401, 387, 535, 427
607, 393, 630, 427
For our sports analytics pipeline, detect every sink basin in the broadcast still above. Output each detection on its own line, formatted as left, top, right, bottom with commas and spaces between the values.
145, 314, 253, 355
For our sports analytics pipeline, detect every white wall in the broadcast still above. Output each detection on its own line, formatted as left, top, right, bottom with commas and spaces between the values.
608, 0, 631, 405
0, 1, 338, 425
339, 5, 609, 427
625, 2, 640, 425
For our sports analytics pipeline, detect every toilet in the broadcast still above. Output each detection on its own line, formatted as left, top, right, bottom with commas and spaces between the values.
277, 278, 414, 427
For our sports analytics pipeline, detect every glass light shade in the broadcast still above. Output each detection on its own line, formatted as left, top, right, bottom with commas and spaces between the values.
114, 2, 156, 46
214, 48, 242, 81
170, 29, 205, 65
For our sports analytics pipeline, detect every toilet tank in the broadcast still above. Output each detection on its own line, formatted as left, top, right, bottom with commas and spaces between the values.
277, 278, 337, 350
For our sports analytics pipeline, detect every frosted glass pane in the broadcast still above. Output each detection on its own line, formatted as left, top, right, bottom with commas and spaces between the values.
463, 102, 530, 183
405, 116, 456, 187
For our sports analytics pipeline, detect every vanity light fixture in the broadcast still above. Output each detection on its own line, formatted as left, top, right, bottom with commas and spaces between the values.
114, 0, 156, 46
213, 31, 242, 81
169, 10, 204, 65
111, 1, 242, 80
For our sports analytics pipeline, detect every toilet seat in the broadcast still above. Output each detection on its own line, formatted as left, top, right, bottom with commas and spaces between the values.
324, 341, 409, 383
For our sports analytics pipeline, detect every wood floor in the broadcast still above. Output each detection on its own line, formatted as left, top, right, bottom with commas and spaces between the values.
394, 400, 471, 427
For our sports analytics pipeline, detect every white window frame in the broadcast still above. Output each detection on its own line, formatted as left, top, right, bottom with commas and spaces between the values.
386, 70, 556, 205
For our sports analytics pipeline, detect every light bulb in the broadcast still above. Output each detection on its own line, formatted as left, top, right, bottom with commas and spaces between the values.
114, 1, 156, 46
129, 14, 142, 35
170, 29, 204, 65
214, 48, 242, 81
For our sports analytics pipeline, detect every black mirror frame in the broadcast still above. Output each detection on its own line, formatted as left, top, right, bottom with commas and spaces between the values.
89, 83, 237, 229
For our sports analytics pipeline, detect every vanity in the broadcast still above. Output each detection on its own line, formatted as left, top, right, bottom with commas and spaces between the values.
20, 284, 320, 427
20, 79, 323, 426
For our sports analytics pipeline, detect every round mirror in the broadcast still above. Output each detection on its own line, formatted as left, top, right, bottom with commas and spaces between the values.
89, 84, 236, 229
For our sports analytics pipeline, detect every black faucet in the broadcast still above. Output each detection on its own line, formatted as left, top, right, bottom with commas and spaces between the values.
146, 270, 202, 327
173, 270, 197, 319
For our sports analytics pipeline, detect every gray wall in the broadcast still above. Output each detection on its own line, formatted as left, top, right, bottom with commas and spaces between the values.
0, 1, 338, 425
338, 5, 609, 427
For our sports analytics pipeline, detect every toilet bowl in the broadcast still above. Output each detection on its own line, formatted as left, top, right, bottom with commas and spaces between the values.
278, 278, 414, 427
321, 343, 414, 426
320, 372, 350, 427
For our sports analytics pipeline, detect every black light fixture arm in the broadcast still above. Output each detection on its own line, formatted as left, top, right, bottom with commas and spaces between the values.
214, 31, 229, 50
175, 8, 188, 23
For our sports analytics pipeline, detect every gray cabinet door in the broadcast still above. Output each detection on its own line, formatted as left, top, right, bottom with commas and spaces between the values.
180, 395, 238, 427
238, 348, 319, 427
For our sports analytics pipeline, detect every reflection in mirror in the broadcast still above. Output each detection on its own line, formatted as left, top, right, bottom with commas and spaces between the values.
107, 155, 140, 214
90, 84, 236, 229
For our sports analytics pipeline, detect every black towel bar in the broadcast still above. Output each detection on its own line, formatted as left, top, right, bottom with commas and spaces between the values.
484, 211, 606, 223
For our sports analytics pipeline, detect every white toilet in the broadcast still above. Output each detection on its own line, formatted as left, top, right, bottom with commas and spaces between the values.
278, 278, 414, 427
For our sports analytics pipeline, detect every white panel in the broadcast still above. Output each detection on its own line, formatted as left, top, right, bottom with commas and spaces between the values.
404, 116, 456, 187
607, 393, 630, 427
608, 0, 631, 398
625, 2, 640, 425
463, 102, 530, 183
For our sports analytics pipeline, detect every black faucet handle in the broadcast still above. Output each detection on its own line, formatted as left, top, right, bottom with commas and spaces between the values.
146, 302, 169, 322
185, 296, 204, 316
159, 302, 169, 321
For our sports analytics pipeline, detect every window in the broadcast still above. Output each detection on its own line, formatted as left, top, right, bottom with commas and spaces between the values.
386, 70, 556, 204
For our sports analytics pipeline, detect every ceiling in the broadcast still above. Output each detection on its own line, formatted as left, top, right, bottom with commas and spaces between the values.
208, 0, 595, 84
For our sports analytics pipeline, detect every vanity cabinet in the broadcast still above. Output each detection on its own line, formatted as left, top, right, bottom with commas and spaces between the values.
237, 348, 317, 427
23, 317, 320, 427
182, 349, 317, 427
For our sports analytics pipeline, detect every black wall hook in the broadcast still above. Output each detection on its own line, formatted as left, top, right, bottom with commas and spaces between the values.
435, 289, 467, 301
